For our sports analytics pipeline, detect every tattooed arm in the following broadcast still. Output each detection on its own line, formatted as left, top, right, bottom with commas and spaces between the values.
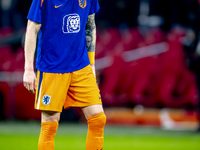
86, 13, 96, 53
86, 13, 96, 76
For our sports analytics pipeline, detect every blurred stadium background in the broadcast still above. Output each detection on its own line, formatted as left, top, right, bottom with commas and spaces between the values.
0, 0, 200, 149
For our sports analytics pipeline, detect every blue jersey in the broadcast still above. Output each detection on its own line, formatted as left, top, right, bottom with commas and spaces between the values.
27, 0, 100, 73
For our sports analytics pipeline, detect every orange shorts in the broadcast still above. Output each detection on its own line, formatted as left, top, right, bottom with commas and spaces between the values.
35, 65, 102, 112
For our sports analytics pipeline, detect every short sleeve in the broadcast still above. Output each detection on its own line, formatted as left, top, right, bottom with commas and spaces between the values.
89, 0, 100, 15
27, 0, 43, 24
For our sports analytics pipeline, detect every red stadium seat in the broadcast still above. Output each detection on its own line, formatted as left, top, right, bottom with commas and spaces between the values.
0, 82, 10, 118
144, 28, 166, 45
121, 28, 144, 51
0, 27, 14, 37
15, 83, 41, 120
12, 47, 25, 72
100, 56, 125, 106
163, 69, 198, 108
0, 46, 14, 71
122, 57, 158, 106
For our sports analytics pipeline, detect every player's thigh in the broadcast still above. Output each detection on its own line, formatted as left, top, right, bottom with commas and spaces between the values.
41, 111, 61, 122
35, 71, 71, 112
82, 104, 104, 119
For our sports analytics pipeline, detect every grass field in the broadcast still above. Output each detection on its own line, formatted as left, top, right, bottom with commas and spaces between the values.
0, 121, 200, 150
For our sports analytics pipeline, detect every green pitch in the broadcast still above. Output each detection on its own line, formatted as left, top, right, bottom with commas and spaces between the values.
0, 121, 200, 150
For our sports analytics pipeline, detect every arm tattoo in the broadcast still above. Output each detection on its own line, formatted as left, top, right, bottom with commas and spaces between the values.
86, 14, 96, 52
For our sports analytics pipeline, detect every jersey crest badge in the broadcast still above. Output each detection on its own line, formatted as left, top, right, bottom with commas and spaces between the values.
63, 14, 80, 33
79, 0, 87, 8
42, 95, 51, 105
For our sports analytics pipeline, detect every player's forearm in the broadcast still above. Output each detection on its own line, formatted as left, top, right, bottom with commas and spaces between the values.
24, 30, 37, 71
86, 14, 96, 64
24, 20, 41, 71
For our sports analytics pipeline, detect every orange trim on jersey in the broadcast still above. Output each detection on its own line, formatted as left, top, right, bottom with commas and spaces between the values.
41, 0, 44, 7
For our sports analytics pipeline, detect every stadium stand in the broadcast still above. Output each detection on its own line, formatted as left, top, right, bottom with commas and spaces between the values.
96, 27, 198, 109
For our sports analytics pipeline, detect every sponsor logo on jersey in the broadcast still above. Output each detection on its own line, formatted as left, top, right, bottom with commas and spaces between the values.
42, 95, 51, 105
79, 0, 87, 8
63, 14, 80, 33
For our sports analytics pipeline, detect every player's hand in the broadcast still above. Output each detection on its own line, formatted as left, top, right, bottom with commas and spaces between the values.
90, 64, 96, 77
23, 69, 37, 94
